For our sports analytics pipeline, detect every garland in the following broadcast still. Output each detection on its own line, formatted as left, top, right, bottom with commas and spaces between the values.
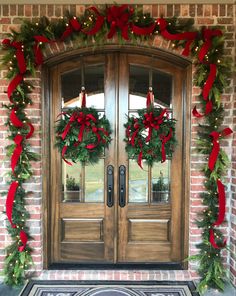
0, 4, 233, 292
55, 90, 111, 165
124, 90, 177, 168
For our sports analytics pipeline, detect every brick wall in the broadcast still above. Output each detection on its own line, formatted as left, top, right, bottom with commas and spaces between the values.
0, 3, 235, 286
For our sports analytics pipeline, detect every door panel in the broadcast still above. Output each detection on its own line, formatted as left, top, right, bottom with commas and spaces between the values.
50, 52, 186, 265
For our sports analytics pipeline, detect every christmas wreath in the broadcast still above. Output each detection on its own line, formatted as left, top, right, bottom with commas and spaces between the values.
124, 89, 177, 168
55, 90, 111, 165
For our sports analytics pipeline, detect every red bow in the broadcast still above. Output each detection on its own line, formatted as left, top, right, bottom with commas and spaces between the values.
159, 128, 173, 162
208, 128, 233, 171
199, 28, 222, 62
2, 39, 26, 74
61, 17, 81, 41
77, 112, 97, 142
143, 109, 166, 143
157, 18, 198, 56
107, 5, 132, 40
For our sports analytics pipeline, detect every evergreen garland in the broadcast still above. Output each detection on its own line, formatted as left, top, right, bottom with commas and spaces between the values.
0, 4, 233, 291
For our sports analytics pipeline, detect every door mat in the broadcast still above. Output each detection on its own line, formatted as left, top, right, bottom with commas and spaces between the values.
20, 280, 199, 296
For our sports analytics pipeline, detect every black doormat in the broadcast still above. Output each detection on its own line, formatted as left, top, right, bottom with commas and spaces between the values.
20, 280, 199, 296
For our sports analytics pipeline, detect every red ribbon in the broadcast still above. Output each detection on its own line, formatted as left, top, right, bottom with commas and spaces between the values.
131, 22, 156, 36
143, 110, 166, 143
61, 146, 72, 166
10, 108, 24, 127
7, 74, 24, 101
61, 17, 81, 41
138, 140, 143, 169
208, 128, 233, 171
2, 39, 26, 74
160, 128, 173, 162
18, 230, 28, 252
157, 18, 197, 56
203, 64, 217, 101
26, 122, 35, 139
77, 113, 97, 142
213, 179, 226, 227
33, 36, 51, 66
107, 5, 132, 40
199, 28, 222, 62
11, 135, 23, 173
209, 228, 226, 249
82, 7, 105, 35
130, 119, 140, 147
81, 91, 86, 108
192, 64, 216, 118
6, 181, 19, 228
146, 90, 154, 108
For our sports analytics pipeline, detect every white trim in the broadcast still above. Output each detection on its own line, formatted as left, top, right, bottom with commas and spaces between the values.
0, 0, 234, 4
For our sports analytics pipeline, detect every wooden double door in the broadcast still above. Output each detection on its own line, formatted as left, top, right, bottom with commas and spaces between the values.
48, 51, 187, 265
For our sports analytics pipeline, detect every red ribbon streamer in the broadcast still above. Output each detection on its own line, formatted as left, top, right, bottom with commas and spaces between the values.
26, 122, 35, 139
6, 181, 19, 228
131, 22, 156, 36
7, 74, 24, 101
160, 128, 173, 162
11, 135, 23, 173
213, 180, 226, 226
2, 39, 26, 74
209, 228, 226, 249
146, 90, 154, 108
192, 100, 213, 118
10, 108, 24, 127
18, 230, 28, 252
61, 18, 81, 41
61, 146, 72, 166
157, 18, 197, 56
192, 63, 216, 117
198, 28, 222, 62
82, 7, 105, 35
81, 91, 86, 108
203, 64, 217, 101
107, 5, 132, 40
208, 128, 233, 171
33, 36, 51, 66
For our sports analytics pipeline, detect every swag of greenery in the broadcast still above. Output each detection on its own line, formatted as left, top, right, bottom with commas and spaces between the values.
0, 4, 233, 292
55, 106, 112, 165
124, 90, 177, 168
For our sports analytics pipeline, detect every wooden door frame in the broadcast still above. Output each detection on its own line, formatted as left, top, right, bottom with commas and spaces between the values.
42, 45, 192, 269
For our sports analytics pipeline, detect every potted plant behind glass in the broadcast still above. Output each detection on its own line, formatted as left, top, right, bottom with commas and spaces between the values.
152, 171, 169, 202
63, 175, 81, 202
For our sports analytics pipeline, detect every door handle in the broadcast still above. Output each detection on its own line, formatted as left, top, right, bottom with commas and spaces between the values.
107, 165, 114, 207
119, 165, 126, 208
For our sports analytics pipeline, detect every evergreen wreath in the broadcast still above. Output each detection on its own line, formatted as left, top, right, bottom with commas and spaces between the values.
55, 90, 111, 165
124, 90, 177, 168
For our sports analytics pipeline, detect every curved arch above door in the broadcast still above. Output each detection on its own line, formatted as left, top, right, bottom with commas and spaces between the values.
42, 47, 191, 268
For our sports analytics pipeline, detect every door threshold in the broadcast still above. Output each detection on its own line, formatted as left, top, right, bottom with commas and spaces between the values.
49, 262, 183, 270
